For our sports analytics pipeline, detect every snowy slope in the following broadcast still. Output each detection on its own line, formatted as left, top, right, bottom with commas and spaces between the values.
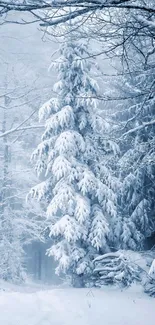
0, 285, 154, 325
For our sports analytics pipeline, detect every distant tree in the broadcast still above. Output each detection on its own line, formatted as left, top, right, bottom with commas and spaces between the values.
0, 67, 44, 283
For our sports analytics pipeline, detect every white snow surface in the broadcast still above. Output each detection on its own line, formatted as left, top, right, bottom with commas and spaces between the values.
0, 283, 155, 325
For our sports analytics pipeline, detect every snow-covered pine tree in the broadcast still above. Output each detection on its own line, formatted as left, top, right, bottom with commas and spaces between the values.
30, 35, 118, 286
110, 35, 155, 250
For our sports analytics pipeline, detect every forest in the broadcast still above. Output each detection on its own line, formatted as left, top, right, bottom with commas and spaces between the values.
0, 1, 155, 324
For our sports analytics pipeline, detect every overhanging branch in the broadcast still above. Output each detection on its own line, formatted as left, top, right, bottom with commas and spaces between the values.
0, 1, 155, 26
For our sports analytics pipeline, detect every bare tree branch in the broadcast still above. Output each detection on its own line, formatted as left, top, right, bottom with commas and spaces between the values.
0, 1, 155, 26
122, 119, 155, 137
0, 125, 44, 138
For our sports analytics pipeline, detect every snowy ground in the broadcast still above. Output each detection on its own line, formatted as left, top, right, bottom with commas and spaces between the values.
0, 283, 155, 325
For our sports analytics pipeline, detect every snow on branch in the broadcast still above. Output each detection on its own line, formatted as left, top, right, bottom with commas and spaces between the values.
122, 119, 155, 138
144, 259, 155, 297
93, 251, 141, 287
0, 109, 44, 138
0, 125, 44, 138
0, 1, 155, 26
